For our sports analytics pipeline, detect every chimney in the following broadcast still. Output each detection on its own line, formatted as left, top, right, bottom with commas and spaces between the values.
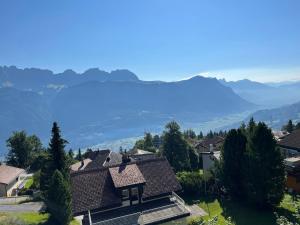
209, 144, 214, 152
122, 150, 130, 164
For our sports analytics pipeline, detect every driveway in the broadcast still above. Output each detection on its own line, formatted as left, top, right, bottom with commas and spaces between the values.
0, 202, 44, 212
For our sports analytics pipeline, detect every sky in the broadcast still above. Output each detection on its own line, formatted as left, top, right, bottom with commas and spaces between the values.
0, 0, 300, 82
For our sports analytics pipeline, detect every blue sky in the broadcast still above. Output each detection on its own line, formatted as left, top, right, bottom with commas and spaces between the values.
0, 0, 300, 82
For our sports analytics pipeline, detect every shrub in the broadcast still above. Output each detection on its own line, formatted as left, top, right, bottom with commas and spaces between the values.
188, 217, 204, 225
177, 171, 203, 195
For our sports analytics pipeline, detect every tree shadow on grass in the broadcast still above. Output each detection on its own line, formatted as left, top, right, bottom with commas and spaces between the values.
219, 198, 296, 225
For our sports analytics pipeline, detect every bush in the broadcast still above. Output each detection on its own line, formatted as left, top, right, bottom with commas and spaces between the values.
188, 217, 204, 225
177, 171, 203, 195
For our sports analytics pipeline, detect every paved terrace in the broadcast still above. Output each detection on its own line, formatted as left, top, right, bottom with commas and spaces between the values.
83, 196, 190, 225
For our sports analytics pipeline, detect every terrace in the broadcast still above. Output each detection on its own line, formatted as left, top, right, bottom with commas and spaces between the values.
83, 192, 190, 225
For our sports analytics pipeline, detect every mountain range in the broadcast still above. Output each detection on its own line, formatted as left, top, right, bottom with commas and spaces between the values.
1, 65, 300, 156
220, 79, 300, 108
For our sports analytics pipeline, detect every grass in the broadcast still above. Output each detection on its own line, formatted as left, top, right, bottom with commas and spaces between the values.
0, 212, 79, 225
162, 194, 299, 225
25, 177, 34, 189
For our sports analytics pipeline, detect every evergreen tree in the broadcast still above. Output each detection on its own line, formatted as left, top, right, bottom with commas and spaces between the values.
283, 120, 294, 133
183, 129, 196, 139
188, 146, 199, 171
49, 122, 68, 174
153, 135, 161, 149
76, 148, 83, 161
162, 121, 190, 171
220, 129, 247, 198
207, 130, 214, 138
68, 149, 74, 159
40, 122, 68, 195
296, 122, 300, 130
198, 131, 204, 139
144, 133, 156, 152
245, 122, 285, 207
47, 170, 72, 225
247, 117, 256, 134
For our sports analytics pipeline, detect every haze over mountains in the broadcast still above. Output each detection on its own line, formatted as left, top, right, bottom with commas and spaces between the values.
0, 65, 300, 156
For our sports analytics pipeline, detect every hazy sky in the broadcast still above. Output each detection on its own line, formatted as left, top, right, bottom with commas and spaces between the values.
1, 0, 300, 82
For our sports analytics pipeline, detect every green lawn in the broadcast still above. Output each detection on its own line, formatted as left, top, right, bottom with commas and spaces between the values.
0, 212, 79, 225
162, 194, 299, 225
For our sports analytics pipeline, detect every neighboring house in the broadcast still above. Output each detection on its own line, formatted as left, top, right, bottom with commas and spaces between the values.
278, 129, 300, 157
273, 130, 289, 141
0, 165, 25, 197
284, 157, 300, 193
70, 149, 123, 172
201, 151, 221, 171
70, 151, 189, 225
194, 136, 224, 153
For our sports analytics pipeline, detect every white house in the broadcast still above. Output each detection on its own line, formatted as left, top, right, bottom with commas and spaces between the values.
0, 164, 25, 197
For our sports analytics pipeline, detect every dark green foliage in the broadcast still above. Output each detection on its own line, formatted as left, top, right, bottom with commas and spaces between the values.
244, 122, 285, 207
30, 151, 49, 172
188, 146, 199, 171
134, 132, 156, 153
207, 130, 214, 138
47, 170, 72, 225
153, 135, 161, 149
177, 171, 203, 195
49, 122, 68, 174
6, 131, 43, 169
40, 122, 69, 196
220, 129, 247, 198
198, 131, 204, 139
282, 120, 295, 133
75, 148, 82, 161
162, 121, 190, 171
296, 122, 300, 130
183, 129, 197, 139
220, 119, 285, 208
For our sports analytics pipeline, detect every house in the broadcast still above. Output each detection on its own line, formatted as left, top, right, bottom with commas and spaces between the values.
0, 164, 25, 197
70, 149, 123, 171
70, 150, 190, 225
194, 136, 224, 153
201, 151, 221, 171
278, 129, 300, 157
284, 157, 300, 193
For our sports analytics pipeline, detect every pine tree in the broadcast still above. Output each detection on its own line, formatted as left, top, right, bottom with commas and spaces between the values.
47, 170, 72, 225
49, 122, 68, 174
76, 148, 83, 161
245, 122, 285, 207
284, 120, 294, 133
198, 131, 204, 139
162, 121, 190, 171
188, 146, 199, 171
40, 122, 68, 195
220, 129, 247, 198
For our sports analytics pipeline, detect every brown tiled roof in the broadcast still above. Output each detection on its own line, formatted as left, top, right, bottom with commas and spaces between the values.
70, 159, 92, 171
136, 158, 181, 199
70, 168, 121, 215
84, 150, 111, 169
109, 164, 146, 188
70, 157, 181, 215
0, 165, 25, 185
279, 129, 300, 151
195, 136, 224, 152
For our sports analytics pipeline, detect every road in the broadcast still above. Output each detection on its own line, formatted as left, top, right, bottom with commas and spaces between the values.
0, 202, 44, 212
